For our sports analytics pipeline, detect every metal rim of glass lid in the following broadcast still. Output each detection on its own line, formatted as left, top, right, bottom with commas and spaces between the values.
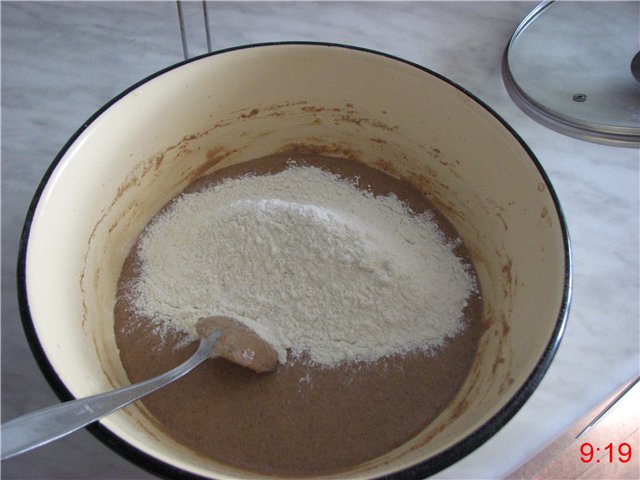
502, 1, 640, 148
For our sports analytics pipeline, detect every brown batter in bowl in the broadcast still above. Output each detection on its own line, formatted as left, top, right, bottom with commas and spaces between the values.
114, 153, 483, 477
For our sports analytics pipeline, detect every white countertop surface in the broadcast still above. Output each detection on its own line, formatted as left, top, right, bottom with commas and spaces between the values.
1, 2, 638, 479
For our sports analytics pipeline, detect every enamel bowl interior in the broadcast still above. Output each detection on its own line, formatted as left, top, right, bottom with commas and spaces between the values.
21, 44, 569, 479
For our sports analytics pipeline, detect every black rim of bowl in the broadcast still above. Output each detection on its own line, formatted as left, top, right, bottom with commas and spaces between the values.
16, 41, 572, 480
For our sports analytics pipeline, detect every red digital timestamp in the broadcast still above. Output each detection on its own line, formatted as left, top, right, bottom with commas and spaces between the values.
579, 442, 633, 464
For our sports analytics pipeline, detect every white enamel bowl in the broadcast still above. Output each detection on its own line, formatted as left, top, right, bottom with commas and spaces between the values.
18, 43, 571, 479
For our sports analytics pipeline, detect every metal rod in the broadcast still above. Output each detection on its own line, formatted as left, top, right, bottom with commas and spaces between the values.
202, 0, 212, 53
176, 1, 189, 60
575, 375, 640, 439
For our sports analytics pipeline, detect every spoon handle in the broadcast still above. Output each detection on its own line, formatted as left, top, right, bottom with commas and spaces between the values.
1, 332, 221, 460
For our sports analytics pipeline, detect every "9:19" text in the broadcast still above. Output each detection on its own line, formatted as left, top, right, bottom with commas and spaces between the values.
580, 442, 632, 464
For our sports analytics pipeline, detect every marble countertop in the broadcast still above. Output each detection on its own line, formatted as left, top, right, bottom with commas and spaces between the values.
1, 1, 638, 479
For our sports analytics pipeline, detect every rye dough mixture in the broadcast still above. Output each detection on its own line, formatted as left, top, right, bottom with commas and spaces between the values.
114, 153, 483, 477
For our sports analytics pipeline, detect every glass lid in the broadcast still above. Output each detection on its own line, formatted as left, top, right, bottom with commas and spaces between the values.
502, 1, 640, 147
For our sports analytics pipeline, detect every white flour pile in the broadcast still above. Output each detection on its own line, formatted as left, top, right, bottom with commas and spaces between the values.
129, 164, 476, 367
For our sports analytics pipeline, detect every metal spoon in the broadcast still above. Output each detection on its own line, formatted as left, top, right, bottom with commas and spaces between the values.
1, 317, 277, 460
